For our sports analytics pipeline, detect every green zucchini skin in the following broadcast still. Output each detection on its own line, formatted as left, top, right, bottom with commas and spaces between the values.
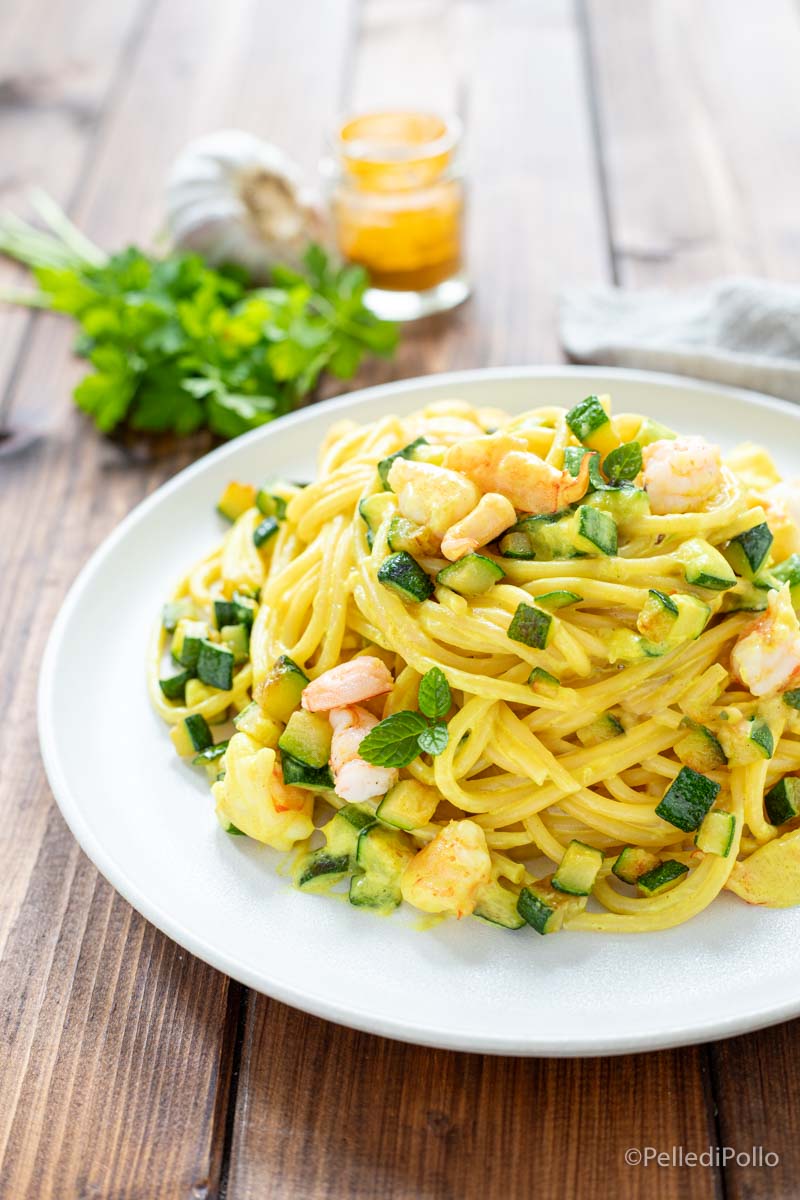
655, 767, 721, 832
280, 751, 335, 792
725, 522, 773, 579
197, 640, 235, 691
159, 668, 193, 700
765, 777, 800, 825
436, 553, 505, 596
637, 860, 689, 896
507, 603, 553, 650
378, 552, 434, 602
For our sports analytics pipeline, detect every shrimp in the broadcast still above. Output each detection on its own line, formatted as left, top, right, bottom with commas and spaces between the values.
329, 705, 398, 802
731, 584, 800, 697
641, 436, 723, 515
761, 479, 800, 561
386, 458, 480, 536
400, 819, 492, 918
440, 492, 517, 561
444, 433, 591, 514
301, 656, 394, 713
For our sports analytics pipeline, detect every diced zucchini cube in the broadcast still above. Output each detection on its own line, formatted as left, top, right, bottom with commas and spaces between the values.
256, 655, 309, 723
171, 618, 209, 670
213, 593, 257, 631
636, 417, 676, 447
552, 840, 603, 896
280, 751, 335, 791
436, 553, 505, 596
655, 766, 721, 832
377, 780, 440, 830
535, 590, 582, 609
219, 623, 250, 663
217, 481, 256, 522
253, 516, 279, 548
278, 710, 333, 769
349, 824, 416, 911
724, 523, 774, 580
233, 701, 281, 747
764, 777, 800, 825
517, 883, 564, 934
377, 437, 428, 489
196, 639, 235, 691
575, 712, 624, 748
377, 551, 434, 603
748, 716, 774, 759
565, 395, 616, 453
170, 713, 213, 757
158, 668, 193, 701
192, 740, 229, 767
674, 720, 727, 773
574, 505, 617, 556
695, 810, 736, 857
637, 860, 689, 896
507, 603, 553, 650
256, 487, 288, 520
472, 879, 525, 929
296, 852, 351, 892
677, 538, 736, 591
612, 847, 660, 885
784, 689, 800, 712
528, 667, 561, 696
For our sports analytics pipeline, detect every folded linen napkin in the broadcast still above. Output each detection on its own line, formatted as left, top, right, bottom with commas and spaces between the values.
559, 277, 800, 405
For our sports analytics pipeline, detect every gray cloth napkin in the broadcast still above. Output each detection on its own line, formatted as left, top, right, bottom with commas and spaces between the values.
559, 277, 800, 404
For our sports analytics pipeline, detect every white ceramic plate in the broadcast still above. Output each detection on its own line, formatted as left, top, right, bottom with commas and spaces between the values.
39, 367, 800, 1056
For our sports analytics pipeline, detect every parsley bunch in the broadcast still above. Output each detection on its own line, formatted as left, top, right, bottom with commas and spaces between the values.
0, 194, 398, 439
359, 667, 452, 769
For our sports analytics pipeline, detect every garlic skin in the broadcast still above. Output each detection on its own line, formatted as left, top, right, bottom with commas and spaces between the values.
166, 130, 327, 279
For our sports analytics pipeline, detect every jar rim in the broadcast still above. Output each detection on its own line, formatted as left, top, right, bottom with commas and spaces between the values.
335, 110, 462, 165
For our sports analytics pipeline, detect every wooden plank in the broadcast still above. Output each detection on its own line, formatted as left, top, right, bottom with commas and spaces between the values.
0, 0, 150, 416
711, 1021, 800, 1199
585, 3, 800, 1197
228, 999, 717, 1200
584, 0, 800, 286
0, 0, 356, 1195
227, 5, 715, 1199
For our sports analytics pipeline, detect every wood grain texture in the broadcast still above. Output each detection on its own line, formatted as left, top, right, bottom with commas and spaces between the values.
228, 999, 718, 1200
583, 0, 800, 287
227, 5, 715, 1199
0, 0, 355, 1197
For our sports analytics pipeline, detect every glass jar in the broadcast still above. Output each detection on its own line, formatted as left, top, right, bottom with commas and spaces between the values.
326, 110, 469, 321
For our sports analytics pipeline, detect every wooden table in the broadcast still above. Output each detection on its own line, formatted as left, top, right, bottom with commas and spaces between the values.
3, 1, 800, 1196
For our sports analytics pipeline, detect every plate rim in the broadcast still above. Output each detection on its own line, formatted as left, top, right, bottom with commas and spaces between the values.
37, 364, 800, 1056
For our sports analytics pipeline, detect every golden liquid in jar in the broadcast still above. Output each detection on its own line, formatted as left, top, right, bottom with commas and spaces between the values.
333, 111, 464, 293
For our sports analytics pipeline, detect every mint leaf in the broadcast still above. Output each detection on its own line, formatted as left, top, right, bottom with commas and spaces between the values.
418, 722, 449, 756
417, 667, 451, 721
358, 711, 428, 768
603, 442, 643, 484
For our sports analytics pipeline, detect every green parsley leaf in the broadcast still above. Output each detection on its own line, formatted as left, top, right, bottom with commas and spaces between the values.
418, 722, 449, 756
4, 207, 399, 441
358, 711, 429, 768
603, 442, 643, 484
417, 667, 451, 721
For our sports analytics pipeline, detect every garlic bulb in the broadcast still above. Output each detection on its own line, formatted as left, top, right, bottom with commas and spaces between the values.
166, 130, 327, 278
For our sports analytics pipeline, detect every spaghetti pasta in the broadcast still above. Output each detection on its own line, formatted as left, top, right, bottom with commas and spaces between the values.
149, 396, 800, 934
